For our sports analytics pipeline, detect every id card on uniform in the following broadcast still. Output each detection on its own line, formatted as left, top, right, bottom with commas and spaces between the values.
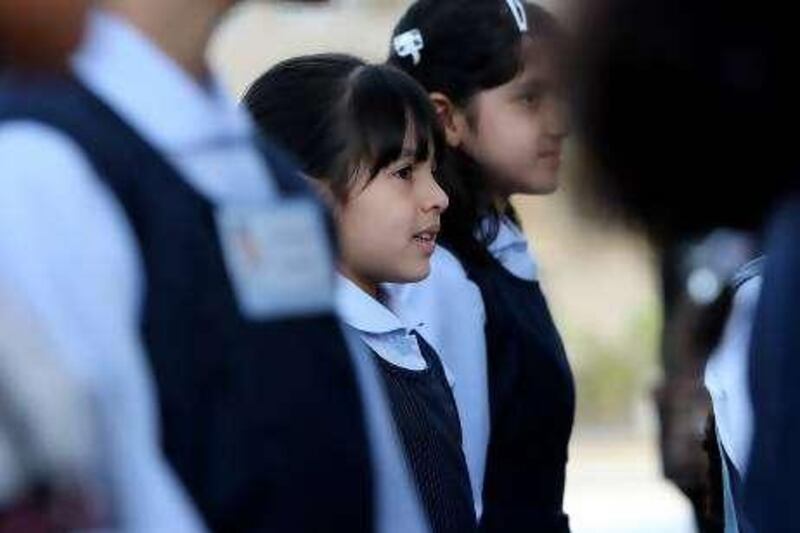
216, 198, 335, 320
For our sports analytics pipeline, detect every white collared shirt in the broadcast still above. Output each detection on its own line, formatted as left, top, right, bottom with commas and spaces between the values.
1, 10, 427, 533
485, 215, 539, 281
338, 275, 453, 377
705, 276, 761, 477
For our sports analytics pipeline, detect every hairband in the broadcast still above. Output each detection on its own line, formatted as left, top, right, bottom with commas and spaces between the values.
504, 0, 528, 32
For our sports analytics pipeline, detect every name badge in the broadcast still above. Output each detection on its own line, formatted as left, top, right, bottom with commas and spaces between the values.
216, 198, 335, 319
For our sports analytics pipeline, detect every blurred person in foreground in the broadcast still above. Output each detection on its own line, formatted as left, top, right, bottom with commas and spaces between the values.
0, 0, 427, 531
574, 0, 795, 531
655, 230, 761, 532
0, 299, 100, 531
1, 3, 101, 530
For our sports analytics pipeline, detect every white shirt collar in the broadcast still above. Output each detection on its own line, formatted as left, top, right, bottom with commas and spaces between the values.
336, 275, 433, 372
483, 215, 539, 281
72, 9, 254, 154
336, 275, 417, 335
486, 215, 529, 253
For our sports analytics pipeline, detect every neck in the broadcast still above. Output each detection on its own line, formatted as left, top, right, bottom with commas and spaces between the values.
103, 0, 224, 80
339, 264, 381, 301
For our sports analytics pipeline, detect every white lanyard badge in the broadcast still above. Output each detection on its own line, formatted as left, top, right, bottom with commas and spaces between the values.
217, 198, 335, 319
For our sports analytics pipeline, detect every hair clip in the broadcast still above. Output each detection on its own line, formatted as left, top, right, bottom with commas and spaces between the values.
393, 29, 425, 66
505, 0, 528, 33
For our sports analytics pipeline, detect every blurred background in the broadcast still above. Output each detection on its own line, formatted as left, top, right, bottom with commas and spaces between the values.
211, 1, 694, 530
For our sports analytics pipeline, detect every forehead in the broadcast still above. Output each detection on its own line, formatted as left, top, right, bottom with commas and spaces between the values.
468, 38, 563, 116
512, 37, 561, 85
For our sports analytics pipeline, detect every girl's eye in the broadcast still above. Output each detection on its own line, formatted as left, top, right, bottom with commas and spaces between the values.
522, 92, 543, 108
393, 165, 414, 181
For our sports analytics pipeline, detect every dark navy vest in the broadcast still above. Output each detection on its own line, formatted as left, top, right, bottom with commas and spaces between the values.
451, 246, 575, 533
368, 331, 476, 533
0, 74, 373, 533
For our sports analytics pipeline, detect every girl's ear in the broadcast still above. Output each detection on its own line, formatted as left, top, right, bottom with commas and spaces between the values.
429, 92, 470, 148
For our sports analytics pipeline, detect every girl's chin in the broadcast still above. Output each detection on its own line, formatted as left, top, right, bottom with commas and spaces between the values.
386, 263, 431, 285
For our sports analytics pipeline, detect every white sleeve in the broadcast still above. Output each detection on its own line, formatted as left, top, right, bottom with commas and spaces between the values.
385, 246, 489, 518
0, 122, 205, 532
704, 276, 762, 477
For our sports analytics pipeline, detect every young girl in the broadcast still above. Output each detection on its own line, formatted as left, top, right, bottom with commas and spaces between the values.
387, 1, 575, 531
243, 54, 477, 533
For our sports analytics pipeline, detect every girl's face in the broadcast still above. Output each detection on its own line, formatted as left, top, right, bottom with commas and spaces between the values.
335, 140, 449, 297
461, 40, 569, 200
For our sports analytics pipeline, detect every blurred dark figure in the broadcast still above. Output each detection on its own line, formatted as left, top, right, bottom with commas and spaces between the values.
576, 0, 788, 243
744, 195, 800, 533
655, 231, 758, 532
575, 0, 795, 531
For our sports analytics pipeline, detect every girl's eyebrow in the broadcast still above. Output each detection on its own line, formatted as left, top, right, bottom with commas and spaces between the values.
515, 77, 550, 93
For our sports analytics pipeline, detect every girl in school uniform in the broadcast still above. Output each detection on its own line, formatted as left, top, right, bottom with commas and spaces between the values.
244, 54, 477, 533
386, 1, 575, 531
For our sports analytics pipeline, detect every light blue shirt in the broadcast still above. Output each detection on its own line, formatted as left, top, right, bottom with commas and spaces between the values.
705, 277, 760, 477
486, 216, 539, 281
704, 275, 761, 533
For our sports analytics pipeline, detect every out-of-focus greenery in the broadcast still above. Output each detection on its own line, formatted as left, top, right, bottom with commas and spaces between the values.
566, 303, 661, 427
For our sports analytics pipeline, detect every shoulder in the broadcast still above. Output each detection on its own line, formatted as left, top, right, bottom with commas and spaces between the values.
391, 246, 477, 310
726, 274, 762, 329
0, 120, 141, 301
734, 275, 762, 305
428, 246, 474, 292
0, 120, 132, 237
432, 245, 468, 272
0, 120, 99, 196
386, 246, 485, 346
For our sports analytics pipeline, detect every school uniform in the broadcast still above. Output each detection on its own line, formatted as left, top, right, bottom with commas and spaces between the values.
337, 276, 476, 533
704, 260, 762, 533
389, 216, 575, 532
387, 247, 490, 519
0, 9, 429, 532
